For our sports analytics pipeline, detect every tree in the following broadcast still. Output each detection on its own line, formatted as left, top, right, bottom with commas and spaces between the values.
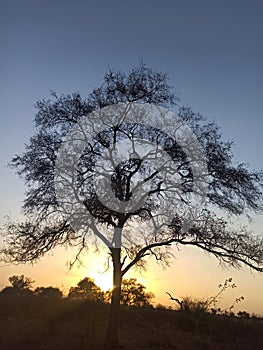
68, 277, 105, 302
34, 286, 63, 299
1, 63, 263, 348
0, 275, 34, 297
104, 278, 154, 307
121, 278, 154, 307
9, 274, 34, 289
166, 277, 244, 315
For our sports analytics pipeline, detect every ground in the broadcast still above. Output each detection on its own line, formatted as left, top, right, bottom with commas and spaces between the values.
0, 297, 262, 349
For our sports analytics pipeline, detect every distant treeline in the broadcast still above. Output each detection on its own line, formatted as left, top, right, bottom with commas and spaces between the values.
0, 274, 154, 306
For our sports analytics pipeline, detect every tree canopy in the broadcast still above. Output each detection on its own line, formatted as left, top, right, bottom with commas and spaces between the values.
8, 274, 34, 289
34, 286, 63, 299
0, 274, 34, 297
120, 278, 154, 307
1, 62, 263, 348
68, 277, 105, 302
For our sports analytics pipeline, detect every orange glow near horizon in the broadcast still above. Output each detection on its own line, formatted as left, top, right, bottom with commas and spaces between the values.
0, 245, 263, 316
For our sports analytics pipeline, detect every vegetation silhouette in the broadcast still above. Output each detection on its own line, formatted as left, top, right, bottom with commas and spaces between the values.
166, 277, 244, 314
166, 277, 246, 335
34, 286, 63, 299
118, 278, 154, 307
0, 274, 34, 297
68, 277, 105, 302
1, 63, 263, 348
0, 275, 262, 350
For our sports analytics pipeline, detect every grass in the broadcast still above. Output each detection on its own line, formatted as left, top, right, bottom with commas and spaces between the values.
0, 296, 262, 349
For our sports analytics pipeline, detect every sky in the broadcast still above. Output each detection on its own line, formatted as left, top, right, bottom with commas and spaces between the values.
0, 0, 263, 314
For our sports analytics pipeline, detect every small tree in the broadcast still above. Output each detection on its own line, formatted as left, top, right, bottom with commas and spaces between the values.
1, 63, 263, 348
0, 275, 34, 297
167, 277, 245, 315
9, 274, 34, 290
121, 278, 154, 307
104, 278, 154, 307
68, 277, 105, 302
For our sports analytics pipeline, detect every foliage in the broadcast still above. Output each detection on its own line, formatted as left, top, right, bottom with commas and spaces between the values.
0, 275, 262, 349
166, 277, 246, 336
167, 277, 245, 316
104, 277, 154, 307
0, 274, 34, 297
34, 286, 63, 299
121, 278, 154, 307
1, 63, 263, 348
207, 277, 245, 315
1, 63, 263, 271
68, 277, 105, 302
237, 310, 250, 318
8, 274, 34, 290
0, 275, 63, 300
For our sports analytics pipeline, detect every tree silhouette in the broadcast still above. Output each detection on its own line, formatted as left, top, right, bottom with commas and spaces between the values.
0, 275, 34, 297
121, 278, 154, 307
34, 286, 63, 299
68, 277, 105, 302
9, 275, 34, 289
104, 277, 154, 307
1, 63, 263, 348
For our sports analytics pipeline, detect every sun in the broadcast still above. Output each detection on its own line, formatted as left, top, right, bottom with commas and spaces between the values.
93, 272, 113, 292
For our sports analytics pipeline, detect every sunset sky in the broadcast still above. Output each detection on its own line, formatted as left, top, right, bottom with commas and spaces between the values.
1, 0, 263, 314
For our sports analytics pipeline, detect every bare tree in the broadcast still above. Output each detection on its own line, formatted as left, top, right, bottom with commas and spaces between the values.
1, 63, 263, 348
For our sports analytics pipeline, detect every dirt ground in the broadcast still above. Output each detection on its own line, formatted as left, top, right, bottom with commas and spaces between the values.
0, 315, 263, 350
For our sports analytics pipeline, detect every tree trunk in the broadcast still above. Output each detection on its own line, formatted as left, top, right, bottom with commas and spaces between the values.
104, 248, 122, 349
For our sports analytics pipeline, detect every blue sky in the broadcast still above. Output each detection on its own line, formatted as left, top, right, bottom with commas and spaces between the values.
0, 0, 263, 312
